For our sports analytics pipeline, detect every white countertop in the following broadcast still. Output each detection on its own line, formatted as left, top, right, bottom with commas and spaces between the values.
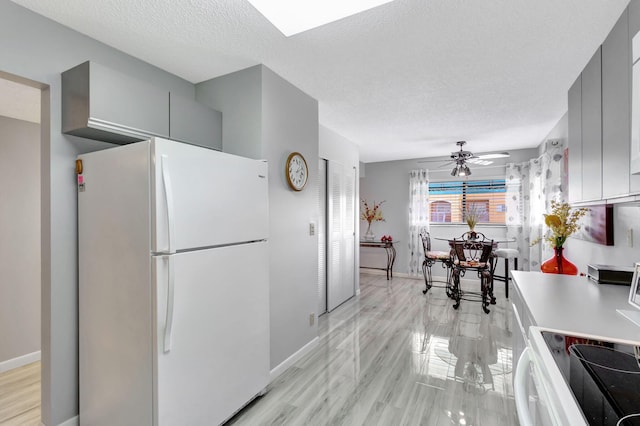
512, 271, 640, 344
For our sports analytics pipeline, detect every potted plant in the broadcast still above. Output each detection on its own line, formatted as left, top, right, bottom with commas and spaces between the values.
360, 199, 385, 241
532, 200, 588, 275
464, 205, 480, 236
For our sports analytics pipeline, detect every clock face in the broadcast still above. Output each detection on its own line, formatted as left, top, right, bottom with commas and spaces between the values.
286, 152, 308, 191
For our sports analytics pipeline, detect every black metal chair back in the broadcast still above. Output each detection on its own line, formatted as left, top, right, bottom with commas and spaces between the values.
451, 239, 494, 266
449, 232, 495, 314
419, 227, 432, 253
419, 227, 453, 296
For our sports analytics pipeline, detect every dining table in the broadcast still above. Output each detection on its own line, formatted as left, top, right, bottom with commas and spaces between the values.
432, 234, 516, 308
359, 240, 398, 280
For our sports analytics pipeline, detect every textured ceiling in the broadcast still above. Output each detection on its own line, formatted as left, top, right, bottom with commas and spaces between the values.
9, 0, 629, 162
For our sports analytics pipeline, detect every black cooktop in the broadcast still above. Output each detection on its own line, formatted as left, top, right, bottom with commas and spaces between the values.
541, 331, 640, 426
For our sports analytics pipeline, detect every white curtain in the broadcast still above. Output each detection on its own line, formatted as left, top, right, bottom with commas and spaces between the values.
505, 140, 565, 270
408, 169, 429, 276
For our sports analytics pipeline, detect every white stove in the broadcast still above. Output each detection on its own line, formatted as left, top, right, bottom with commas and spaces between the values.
516, 326, 640, 426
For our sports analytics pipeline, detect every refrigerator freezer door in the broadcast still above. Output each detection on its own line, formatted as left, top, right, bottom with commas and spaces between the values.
151, 138, 268, 253
153, 242, 270, 425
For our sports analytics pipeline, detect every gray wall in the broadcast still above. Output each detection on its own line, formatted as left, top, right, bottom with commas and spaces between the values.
359, 148, 539, 279
197, 65, 320, 370
0, 2, 194, 424
0, 116, 40, 365
568, 203, 640, 272
196, 66, 262, 159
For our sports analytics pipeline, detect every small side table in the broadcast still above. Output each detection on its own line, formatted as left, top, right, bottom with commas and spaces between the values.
359, 240, 398, 280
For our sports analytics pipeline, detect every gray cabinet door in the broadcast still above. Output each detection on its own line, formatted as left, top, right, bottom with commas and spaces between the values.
169, 93, 222, 150
567, 76, 582, 203
581, 47, 603, 202
602, 8, 631, 198
63, 61, 169, 144
629, 1, 640, 192
630, 0, 640, 41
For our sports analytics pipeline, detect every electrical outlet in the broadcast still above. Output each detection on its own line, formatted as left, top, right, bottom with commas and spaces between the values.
309, 222, 315, 236
309, 313, 315, 326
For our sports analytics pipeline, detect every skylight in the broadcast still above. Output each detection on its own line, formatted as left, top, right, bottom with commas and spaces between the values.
247, 0, 394, 37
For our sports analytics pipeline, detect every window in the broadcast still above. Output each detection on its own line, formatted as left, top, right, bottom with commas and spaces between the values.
430, 201, 451, 223
428, 179, 506, 224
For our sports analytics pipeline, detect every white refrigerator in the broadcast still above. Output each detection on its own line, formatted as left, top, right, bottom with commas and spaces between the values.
78, 137, 270, 425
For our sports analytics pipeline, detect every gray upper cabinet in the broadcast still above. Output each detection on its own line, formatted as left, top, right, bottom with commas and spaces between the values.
567, 1, 640, 203
169, 93, 222, 150
581, 47, 603, 202
602, 8, 631, 198
62, 61, 170, 144
630, 0, 640, 41
629, 0, 640, 192
567, 75, 582, 204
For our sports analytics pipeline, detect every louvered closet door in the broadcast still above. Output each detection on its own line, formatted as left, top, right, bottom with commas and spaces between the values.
317, 159, 327, 315
327, 161, 355, 311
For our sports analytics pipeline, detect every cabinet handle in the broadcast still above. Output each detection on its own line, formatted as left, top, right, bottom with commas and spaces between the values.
163, 255, 175, 353
161, 155, 176, 254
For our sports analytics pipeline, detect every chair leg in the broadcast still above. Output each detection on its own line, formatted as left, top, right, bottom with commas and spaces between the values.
445, 264, 454, 298
452, 269, 461, 310
481, 272, 491, 314
422, 260, 431, 294
504, 258, 509, 299
505, 257, 517, 299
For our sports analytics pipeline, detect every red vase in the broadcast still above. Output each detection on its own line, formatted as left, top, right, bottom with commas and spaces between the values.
540, 247, 578, 275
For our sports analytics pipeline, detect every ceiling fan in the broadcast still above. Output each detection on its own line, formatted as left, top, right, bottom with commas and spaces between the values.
417, 141, 510, 176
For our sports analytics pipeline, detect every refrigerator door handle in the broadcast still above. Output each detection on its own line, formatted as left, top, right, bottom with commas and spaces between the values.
163, 255, 175, 353
161, 154, 176, 254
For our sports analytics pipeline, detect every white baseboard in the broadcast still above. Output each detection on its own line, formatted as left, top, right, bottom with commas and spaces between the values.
360, 268, 421, 280
0, 350, 41, 373
270, 336, 319, 381
39, 415, 79, 426
57, 416, 79, 426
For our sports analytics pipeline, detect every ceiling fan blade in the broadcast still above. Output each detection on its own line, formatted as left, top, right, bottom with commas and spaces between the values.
437, 161, 456, 169
466, 158, 493, 165
477, 152, 510, 160
416, 158, 450, 164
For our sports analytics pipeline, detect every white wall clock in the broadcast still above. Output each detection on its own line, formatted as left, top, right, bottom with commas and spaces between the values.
285, 152, 308, 191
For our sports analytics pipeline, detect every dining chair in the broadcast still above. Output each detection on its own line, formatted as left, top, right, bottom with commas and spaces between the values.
419, 228, 453, 296
449, 233, 495, 314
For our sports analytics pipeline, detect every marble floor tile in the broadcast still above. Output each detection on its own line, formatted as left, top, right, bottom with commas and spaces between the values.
228, 273, 517, 425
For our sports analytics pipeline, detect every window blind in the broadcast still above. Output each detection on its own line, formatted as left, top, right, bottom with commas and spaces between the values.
428, 179, 506, 224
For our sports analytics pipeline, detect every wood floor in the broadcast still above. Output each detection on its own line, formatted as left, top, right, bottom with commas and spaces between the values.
0, 361, 40, 425
0, 274, 516, 425
229, 273, 517, 425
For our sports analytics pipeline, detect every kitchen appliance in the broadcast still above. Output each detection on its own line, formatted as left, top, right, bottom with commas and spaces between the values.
515, 327, 640, 426
78, 137, 269, 425
587, 264, 635, 285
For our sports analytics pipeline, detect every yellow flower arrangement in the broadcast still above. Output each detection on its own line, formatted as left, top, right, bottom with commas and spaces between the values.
532, 200, 588, 248
360, 199, 385, 224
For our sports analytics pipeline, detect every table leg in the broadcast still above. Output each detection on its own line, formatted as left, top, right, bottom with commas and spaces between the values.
384, 244, 397, 280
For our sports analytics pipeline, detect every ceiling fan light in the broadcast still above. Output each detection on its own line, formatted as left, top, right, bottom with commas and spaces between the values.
451, 166, 458, 177
463, 165, 472, 176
